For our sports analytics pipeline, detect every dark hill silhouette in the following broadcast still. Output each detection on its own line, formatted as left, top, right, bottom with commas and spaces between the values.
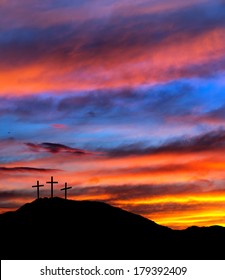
1, 197, 225, 259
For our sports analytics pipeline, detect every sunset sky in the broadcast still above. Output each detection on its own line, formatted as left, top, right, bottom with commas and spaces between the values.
1, 0, 225, 229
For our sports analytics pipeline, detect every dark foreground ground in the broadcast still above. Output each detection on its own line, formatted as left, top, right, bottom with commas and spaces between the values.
1, 197, 224, 259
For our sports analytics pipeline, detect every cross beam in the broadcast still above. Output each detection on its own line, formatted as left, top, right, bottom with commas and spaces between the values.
32, 180, 44, 199
60, 182, 72, 200
46, 176, 58, 198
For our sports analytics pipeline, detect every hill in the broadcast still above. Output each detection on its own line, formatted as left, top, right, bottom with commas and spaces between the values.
0, 197, 225, 259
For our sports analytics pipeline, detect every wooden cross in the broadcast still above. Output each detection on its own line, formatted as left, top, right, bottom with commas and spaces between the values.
46, 176, 58, 198
60, 182, 72, 200
32, 180, 44, 199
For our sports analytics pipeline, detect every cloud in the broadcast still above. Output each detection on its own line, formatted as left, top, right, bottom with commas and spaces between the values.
0, 0, 225, 94
153, 130, 225, 153
0, 189, 34, 211
0, 190, 33, 199
106, 129, 225, 157
26, 142, 91, 155
0, 167, 59, 173
2, 85, 225, 163
0, 82, 215, 124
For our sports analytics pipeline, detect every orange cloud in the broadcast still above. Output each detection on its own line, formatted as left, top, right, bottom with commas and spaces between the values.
0, 24, 225, 95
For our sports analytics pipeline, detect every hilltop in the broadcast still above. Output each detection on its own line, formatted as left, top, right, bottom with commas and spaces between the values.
0, 197, 225, 259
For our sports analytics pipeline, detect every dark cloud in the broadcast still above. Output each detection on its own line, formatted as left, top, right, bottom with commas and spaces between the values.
0, 167, 59, 173
0, 190, 35, 211
26, 142, 90, 155
105, 130, 225, 157
151, 129, 225, 153
0, 190, 32, 199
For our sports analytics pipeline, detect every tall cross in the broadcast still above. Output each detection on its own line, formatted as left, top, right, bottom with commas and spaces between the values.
32, 180, 44, 199
46, 176, 58, 198
60, 182, 72, 200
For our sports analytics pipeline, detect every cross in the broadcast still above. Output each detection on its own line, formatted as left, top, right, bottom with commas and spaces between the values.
60, 182, 72, 200
32, 180, 44, 199
46, 176, 58, 198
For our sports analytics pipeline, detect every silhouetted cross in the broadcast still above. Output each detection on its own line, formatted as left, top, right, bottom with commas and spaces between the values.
46, 176, 58, 198
60, 182, 72, 199
32, 180, 44, 199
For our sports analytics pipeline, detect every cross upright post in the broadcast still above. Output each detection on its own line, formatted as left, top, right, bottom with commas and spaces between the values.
32, 180, 44, 199
46, 176, 58, 198
60, 182, 72, 200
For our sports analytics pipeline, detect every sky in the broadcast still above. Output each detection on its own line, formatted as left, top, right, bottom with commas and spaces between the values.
1, 0, 225, 229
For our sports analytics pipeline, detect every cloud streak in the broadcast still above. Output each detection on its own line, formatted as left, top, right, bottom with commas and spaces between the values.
0, 167, 59, 173
26, 142, 91, 155
105, 129, 225, 157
